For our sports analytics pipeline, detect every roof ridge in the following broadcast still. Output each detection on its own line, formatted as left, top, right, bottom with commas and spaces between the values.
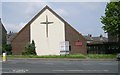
12, 5, 84, 42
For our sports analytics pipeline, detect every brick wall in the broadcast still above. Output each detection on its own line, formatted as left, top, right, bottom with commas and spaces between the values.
65, 23, 87, 54
11, 24, 30, 55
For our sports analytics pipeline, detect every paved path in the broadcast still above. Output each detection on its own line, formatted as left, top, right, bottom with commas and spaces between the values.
1, 59, 119, 74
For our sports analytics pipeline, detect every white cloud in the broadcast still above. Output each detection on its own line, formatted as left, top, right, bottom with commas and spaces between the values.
3, 2, 51, 32
4, 22, 27, 33
55, 8, 68, 16
24, 2, 50, 15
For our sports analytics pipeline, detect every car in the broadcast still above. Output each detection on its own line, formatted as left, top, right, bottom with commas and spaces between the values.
116, 53, 120, 61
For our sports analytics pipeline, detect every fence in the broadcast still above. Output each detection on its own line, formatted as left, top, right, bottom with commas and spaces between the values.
87, 42, 119, 54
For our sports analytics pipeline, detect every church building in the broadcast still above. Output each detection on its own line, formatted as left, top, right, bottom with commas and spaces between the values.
11, 6, 87, 55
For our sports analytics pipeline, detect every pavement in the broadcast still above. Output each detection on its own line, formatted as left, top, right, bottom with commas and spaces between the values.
1, 58, 119, 74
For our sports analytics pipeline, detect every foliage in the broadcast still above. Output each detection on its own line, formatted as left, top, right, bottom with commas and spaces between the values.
22, 40, 37, 55
2, 44, 12, 55
101, 2, 120, 53
101, 2, 120, 36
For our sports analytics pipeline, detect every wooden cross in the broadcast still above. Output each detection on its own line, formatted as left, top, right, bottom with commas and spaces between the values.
41, 15, 53, 37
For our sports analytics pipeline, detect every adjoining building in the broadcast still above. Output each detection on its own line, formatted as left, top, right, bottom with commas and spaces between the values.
85, 34, 119, 54
11, 6, 87, 55
84, 34, 108, 44
7, 32, 17, 44
107, 33, 119, 53
0, 18, 7, 54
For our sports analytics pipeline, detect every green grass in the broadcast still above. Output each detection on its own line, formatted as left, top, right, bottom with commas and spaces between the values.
4, 54, 116, 59
65, 54, 86, 58
6, 54, 86, 59
87, 54, 116, 59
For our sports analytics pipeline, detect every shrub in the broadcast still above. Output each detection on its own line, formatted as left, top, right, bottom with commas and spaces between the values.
2, 44, 12, 55
22, 40, 37, 55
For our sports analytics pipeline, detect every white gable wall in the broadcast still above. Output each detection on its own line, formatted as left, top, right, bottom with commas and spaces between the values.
30, 9, 65, 55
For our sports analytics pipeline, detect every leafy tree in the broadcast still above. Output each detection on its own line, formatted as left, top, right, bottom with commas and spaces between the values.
22, 40, 37, 55
101, 2, 120, 52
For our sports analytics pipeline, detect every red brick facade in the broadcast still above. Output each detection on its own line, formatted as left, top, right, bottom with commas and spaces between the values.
11, 24, 30, 55
65, 23, 87, 54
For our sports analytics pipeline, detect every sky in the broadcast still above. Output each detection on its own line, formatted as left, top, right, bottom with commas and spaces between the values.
1, 2, 108, 37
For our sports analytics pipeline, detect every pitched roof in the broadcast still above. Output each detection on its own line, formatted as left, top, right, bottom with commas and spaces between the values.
92, 37, 108, 42
12, 5, 85, 41
84, 36, 93, 41
84, 35, 108, 44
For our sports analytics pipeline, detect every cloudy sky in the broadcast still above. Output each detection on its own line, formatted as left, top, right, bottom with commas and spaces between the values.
1, 2, 108, 37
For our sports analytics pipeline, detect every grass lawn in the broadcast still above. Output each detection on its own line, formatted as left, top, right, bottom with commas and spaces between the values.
3, 54, 116, 59
87, 54, 116, 59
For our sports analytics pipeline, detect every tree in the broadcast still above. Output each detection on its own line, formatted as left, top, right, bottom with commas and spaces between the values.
22, 40, 37, 55
101, 2, 120, 52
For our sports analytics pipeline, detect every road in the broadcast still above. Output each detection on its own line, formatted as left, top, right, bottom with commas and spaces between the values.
1, 59, 119, 74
